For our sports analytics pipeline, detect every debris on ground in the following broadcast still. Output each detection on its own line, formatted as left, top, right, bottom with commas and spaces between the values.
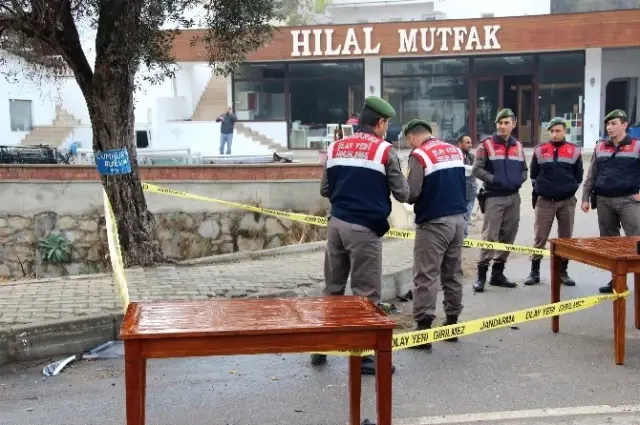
42, 341, 124, 377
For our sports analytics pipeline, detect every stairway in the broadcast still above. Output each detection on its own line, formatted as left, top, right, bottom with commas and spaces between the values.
235, 123, 288, 152
20, 106, 80, 147
191, 75, 229, 121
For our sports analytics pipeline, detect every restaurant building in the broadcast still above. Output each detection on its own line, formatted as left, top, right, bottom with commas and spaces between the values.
173, 9, 640, 150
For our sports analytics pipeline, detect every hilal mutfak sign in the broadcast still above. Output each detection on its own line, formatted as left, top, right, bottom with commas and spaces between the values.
290, 25, 501, 57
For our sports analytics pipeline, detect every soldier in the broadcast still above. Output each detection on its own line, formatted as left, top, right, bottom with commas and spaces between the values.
458, 134, 477, 239
524, 117, 583, 286
472, 108, 528, 292
581, 109, 640, 294
404, 120, 467, 350
314, 96, 410, 373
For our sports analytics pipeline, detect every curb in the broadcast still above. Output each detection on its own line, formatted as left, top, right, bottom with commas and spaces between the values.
177, 241, 328, 266
0, 267, 411, 367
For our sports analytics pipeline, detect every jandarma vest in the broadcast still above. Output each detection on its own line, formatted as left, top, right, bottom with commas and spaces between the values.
594, 137, 640, 198
533, 141, 582, 201
481, 135, 527, 197
326, 132, 393, 236
410, 138, 467, 224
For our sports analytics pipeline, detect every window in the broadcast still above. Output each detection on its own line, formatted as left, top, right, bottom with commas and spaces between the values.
538, 52, 586, 146
233, 80, 285, 120
9, 99, 33, 132
382, 75, 469, 142
288, 61, 364, 148
383, 58, 469, 77
234, 63, 285, 80
472, 55, 534, 75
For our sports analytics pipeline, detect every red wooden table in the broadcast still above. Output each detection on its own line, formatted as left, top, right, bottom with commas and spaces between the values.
120, 296, 396, 425
550, 237, 640, 365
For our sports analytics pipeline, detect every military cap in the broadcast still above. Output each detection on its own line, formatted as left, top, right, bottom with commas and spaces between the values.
546, 117, 566, 130
604, 109, 627, 123
403, 119, 432, 137
495, 108, 515, 123
363, 96, 396, 118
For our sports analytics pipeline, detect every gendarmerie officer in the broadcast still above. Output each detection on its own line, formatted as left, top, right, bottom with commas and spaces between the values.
315, 96, 409, 373
404, 120, 467, 350
524, 117, 583, 286
581, 109, 640, 294
472, 108, 528, 292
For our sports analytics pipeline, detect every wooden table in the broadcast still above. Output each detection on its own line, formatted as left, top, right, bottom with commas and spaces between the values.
120, 296, 396, 425
550, 237, 640, 365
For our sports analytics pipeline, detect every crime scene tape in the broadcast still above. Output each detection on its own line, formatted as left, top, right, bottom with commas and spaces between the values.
315, 290, 630, 357
141, 182, 550, 257
102, 189, 130, 312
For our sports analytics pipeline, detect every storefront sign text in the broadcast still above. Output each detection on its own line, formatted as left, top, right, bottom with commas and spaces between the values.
290, 25, 501, 57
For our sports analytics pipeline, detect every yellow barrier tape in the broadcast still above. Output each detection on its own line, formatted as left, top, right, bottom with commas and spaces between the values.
141, 182, 550, 256
102, 189, 130, 312
316, 290, 630, 357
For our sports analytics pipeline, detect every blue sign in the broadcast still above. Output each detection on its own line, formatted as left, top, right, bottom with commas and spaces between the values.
95, 148, 132, 175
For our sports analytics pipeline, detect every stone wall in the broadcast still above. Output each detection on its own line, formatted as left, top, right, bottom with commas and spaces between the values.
0, 207, 327, 279
0, 164, 327, 280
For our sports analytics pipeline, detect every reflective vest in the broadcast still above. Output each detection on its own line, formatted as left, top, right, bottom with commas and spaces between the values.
594, 137, 640, 198
326, 132, 393, 234
481, 135, 526, 197
533, 141, 582, 201
410, 138, 467, 224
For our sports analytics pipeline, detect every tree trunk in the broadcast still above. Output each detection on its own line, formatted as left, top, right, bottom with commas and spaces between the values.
86, 68, 163, 267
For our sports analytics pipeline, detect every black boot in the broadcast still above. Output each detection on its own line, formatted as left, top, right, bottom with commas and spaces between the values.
560, 259, 576, 286
473, 264, 489, 293
360, 355, 396, 376
490, 262, 518, 288
442, 315, 459, 342
310, 354, 327, 366
599, 280, 613, 294
524, 259, 541, 286
409, 317, 432, 350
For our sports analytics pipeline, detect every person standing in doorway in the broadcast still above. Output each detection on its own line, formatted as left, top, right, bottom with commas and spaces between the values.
581, 109, 640, 294
524, 117, 583, 286
472, 108, 528, 293
314, 96, 409, 375
216, 106, 237, 155
405, 120, 467, 350
458, 134, 477, 240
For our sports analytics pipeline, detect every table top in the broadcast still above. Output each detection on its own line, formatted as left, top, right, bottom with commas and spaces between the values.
551, 236, 640, 261
120, 296, 396, 340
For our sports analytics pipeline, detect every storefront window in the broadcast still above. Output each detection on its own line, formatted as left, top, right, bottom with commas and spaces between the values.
473, 55, 534, 75
383, 58, 469, 76
382, 72, 469, 143
537, 52, 585, 146
288, 61, 364, 149
232, 80, 285, 120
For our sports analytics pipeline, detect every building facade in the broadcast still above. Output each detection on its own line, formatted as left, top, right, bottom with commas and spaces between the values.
170, 9, 640, 150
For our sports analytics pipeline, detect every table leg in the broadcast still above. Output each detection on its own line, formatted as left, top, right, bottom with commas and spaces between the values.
613, 273, 627, 366
375, 331, 393, 425
551, 253, 562, 333
125, 341, 147, 425
634, 273, 640, 330
348, 356, 362, 425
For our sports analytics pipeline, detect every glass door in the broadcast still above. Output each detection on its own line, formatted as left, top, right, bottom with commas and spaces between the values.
470, 77, 502, 145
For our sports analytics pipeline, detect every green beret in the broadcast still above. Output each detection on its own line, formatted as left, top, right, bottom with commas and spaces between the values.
495, 108, 515, 123
363, 96, 395, 118
403, 119, 432, 137
546, 117, 566, 130
604, 109, 627, 123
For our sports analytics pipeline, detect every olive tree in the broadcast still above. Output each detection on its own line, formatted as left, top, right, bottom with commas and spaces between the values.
0, 0, 282, 266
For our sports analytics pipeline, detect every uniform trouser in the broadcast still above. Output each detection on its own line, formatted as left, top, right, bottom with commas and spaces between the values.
596, 195, 640, 237
323, 216, 382, 303
413, 214, 465, 322
531, 197, 577, 261
478, 193, 521, 265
